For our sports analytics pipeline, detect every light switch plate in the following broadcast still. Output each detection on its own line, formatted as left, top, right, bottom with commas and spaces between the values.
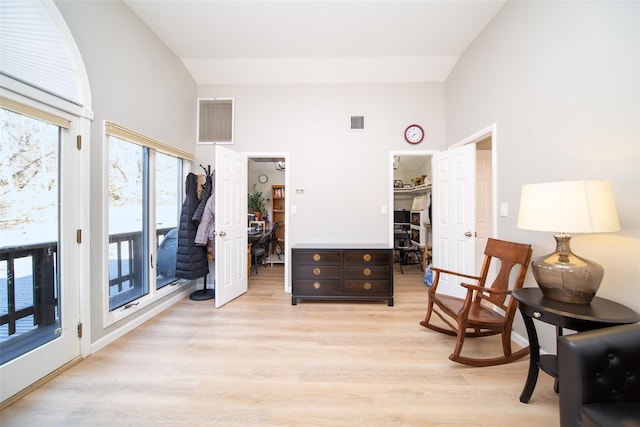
500, 202, 508, 217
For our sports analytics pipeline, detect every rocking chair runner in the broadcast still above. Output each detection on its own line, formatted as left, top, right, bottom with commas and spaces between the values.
420, 238, 533, 367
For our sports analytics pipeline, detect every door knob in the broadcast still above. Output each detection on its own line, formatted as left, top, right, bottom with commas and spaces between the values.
464, 231, 477, 237
218, 231, 226, 237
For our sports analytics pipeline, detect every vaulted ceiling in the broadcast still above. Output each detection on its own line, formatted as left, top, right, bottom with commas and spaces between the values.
124, 0, 506, 85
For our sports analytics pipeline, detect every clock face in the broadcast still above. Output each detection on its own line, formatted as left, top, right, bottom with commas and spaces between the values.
405, 124, 424, 144
258, 174, 268, 184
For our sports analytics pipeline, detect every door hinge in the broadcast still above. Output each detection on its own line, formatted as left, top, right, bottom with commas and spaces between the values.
77, 322, 83, 338
77, 135, 82, 150
77, 229, 82, 243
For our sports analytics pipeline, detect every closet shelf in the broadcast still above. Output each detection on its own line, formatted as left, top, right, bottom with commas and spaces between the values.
394, 183, 431, 195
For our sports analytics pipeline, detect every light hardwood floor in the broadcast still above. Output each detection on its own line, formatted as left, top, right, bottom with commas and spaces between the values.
1, 264, 559, 427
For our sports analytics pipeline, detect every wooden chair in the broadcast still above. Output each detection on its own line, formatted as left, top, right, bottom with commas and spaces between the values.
420, 238, 533, 367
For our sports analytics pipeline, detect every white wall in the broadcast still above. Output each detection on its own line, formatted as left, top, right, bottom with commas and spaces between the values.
446, 1, 640, 351
56, 0, 197, 344
196, 83, 445, 245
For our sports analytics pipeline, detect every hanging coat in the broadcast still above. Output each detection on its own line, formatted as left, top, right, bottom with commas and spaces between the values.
192, 173, 212, 224
195, 194, 215, 246
175, 173, 209, 280
195, 170, 216, 246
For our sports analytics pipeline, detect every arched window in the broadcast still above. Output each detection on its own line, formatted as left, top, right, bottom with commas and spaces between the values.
1, 0, 86, 105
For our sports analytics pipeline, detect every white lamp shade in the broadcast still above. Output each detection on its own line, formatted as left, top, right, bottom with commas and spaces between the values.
517, 180, 620, 233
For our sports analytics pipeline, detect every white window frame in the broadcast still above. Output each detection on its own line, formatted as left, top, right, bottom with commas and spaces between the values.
0, 83, 92, 400
102, 122, 193, 326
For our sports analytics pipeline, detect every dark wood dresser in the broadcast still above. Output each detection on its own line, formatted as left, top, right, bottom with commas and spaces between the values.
291, 244, 394, 306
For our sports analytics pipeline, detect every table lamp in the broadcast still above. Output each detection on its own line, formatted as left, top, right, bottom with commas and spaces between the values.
517, 180, 620, 304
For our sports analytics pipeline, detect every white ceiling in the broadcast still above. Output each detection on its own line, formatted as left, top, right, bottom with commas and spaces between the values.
124, 0, 506, 85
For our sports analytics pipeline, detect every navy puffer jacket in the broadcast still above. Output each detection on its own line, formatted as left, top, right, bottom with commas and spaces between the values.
175, 173, 209, 280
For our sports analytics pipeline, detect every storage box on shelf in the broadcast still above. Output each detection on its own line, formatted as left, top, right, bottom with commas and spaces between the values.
410, 211, 428, 246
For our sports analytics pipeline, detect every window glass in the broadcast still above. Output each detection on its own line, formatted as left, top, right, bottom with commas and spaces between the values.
0, 108, 61, 364
155, 153, 180, 289
108, 137, 148, 310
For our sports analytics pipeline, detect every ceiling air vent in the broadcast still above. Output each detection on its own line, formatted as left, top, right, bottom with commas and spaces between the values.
350, 115, 365, 131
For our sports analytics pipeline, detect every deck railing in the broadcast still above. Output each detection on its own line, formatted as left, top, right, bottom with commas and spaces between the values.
0, 242, 58, 338
1, 227, 175, 340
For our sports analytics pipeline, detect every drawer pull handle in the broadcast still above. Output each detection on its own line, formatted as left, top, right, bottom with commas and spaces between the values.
313, 282, 321, 289
363, 253, 371, 262
363, 282, 372, 290
313, 267, 321, 275
363, 268, 372, 276
313, 254, 321, 261
533, 311, 542, 319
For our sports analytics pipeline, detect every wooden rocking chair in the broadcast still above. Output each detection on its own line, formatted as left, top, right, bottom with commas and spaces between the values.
420, 238, 532, 367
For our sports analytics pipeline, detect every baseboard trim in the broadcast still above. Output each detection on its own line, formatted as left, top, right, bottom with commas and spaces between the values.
0, 357, 82, 410
512, 329, 549, 355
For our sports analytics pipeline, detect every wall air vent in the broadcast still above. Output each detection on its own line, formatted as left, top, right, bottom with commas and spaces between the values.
350, 115, 365, 131
197, 98, 234, 144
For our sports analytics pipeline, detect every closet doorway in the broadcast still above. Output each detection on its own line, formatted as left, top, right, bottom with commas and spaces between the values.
390, 151, 437, 276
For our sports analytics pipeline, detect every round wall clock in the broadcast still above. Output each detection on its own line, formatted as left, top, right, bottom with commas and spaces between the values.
404, 124, 424, 144
258, 174, 268, 184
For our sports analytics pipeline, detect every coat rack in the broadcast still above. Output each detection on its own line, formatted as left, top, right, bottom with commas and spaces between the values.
190, 164, 215, 301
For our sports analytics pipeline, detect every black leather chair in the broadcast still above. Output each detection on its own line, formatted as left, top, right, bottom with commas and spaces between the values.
250, 233, 270, 275
393, 230, 422, 274
269, 222, 282, 259
558, 323, 640, 427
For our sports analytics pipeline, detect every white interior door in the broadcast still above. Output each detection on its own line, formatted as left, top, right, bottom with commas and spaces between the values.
432, 144, 476, 297
475, 150, 493, 271
214, 146, 248, 308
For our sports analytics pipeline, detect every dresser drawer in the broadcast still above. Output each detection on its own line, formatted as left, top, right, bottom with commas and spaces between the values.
343, 251, 390, 265
292, 250, 341, 265
293, 265, 341, 280
343, 280, 391, 295
343, 265, 390, 281
293, 280, 342, 295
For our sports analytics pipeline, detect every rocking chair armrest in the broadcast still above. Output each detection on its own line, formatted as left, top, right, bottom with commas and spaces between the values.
460, 283, 512, 296
457, 282, 480, 314
460, 283, 483, 292
431, 267, 482, 282
459, 283, 479, 302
